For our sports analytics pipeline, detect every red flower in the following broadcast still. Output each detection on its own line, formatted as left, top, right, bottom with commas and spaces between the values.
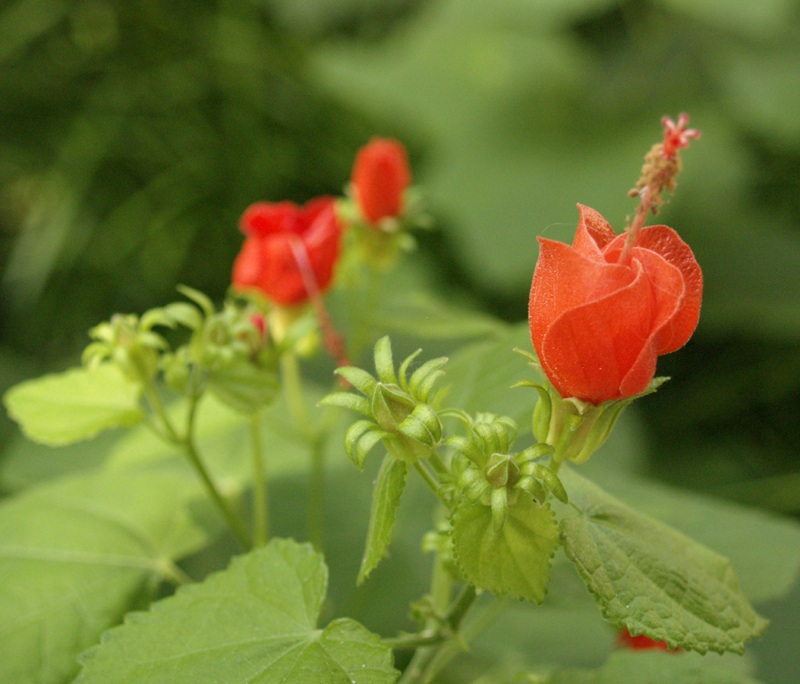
232, 197, 342, 306
351, 138, 411, 224
529, 204, 702, 405
615, 627, 675, 652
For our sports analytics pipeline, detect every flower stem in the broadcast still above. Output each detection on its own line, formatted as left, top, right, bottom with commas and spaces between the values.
142, 382, 251, 549
250, 412, 269, 547
183, 406, 251, 550
280, 352, 327, 550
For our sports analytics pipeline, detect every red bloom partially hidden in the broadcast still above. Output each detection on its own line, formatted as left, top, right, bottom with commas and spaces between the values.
529, 205, 702, 405
351, 138, 411, 225
232, 197, 342, 306
616, 627, 675, 652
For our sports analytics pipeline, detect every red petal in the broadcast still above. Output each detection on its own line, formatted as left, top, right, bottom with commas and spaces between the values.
239, 201, 298, 237
572, 204, 617, 259
605, 225, 702, 354
539, 259, 655, 403
231, 236, 264, 290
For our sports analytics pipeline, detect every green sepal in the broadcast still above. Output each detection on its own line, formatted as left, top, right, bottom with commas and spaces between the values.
334, 366, 378, 397
451, 496, 559, 603
373, 336, 398, 385
319, 391, 372, 417
357, 455, 408, 585
446, 435, 485, 467
371, 383, 415, 432
344, 420, 388, 470
398, 403, 442, 446
408, 356, 448, 401
559, 466, 768, 654
397, 349, 423, 393
160, 301, 204, 331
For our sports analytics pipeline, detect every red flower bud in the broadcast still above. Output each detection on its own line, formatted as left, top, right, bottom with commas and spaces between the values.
231, 197, 342, 306
351, 138, 411, 224
529, 205, 702, 405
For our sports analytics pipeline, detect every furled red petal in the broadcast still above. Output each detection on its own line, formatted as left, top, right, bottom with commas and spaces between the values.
351, 138, 411, 224
231, 235, 264, 290
539, 259, 655, 403
239, 201, 298, 237
530, 237, 636, 355
604, 225, 702, 354
232, 198, 342, 306
571, 204, 617, 259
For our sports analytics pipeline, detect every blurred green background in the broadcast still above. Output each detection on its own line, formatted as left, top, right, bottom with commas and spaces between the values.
1, 0, 799, 681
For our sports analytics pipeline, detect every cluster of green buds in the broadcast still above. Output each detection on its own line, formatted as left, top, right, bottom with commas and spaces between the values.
513, 348, 666, 464
446, 414, 567, 532
85, 286, 282, 414
83, 312, 168, 384
320, 336, 446, 467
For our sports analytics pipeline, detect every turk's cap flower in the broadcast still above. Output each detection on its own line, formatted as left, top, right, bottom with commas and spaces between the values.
231, 197, 342, 307
529, 204, 702, 406
351, 137, 412, 226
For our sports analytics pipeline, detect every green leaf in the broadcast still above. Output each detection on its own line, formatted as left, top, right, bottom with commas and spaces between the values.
358, 455, 408, 585
76, 539, 399, 684
0, 467, 209, 684
579, 467, 800, 604
3, 363, 143, 446
546, 649, 766, 684
445, 324, 540, 427
558, 467, 768, 654
452, 496, 559, 603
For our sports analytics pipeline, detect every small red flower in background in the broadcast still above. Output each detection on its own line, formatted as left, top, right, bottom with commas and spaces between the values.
528, 204, 702, 405
615, 627, 676, 652
351, 138, 411, 225
231, 197, 342, 306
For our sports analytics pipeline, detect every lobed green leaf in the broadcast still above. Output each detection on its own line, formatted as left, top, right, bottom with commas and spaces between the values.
75, 539, 399, 684
0, 468, 209, 684
451, 496, 559, 603
3, 363, 143, 446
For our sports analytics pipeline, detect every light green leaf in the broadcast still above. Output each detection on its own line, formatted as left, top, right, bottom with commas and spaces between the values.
452, 496, 559, 603
559, 467, 768, 654
3, 363, 143, 446
358, 455, 408, 585
0, 467, 209, 684
76, 539, 399, 684
546, 649, 766, 684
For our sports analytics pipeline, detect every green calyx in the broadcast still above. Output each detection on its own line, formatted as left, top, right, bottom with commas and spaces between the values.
513, 349, 668, 465
447, 414, 565, 531
320, 336, 447, 467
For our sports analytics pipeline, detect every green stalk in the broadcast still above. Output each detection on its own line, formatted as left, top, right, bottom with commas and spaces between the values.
280, 353, 326, 550
250, 412, 269, 546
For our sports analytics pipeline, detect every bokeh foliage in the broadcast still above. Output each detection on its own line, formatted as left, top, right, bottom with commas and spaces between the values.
1, 0, 799, 682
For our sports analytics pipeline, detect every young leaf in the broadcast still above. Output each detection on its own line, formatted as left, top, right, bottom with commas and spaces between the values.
451, 496, 559, 603
0, 468, 209, 684
3, 363, 143, 446
358, 455, 408, 585
558, 467, 768, 655
76, 539, 399, 684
